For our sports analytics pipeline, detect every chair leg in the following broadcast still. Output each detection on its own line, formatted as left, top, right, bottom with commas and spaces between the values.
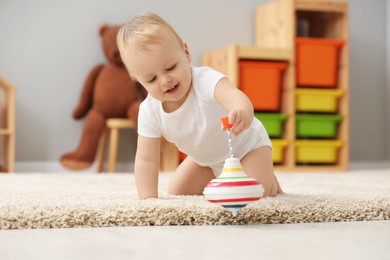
7, 134, 15, 173
108, 127, 119, 173
96, 127, 108, 173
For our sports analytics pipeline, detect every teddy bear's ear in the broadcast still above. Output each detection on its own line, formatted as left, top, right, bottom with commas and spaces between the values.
99, 24, 109, 36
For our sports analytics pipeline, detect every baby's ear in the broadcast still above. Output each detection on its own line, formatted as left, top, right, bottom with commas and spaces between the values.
183, 42, 191, 62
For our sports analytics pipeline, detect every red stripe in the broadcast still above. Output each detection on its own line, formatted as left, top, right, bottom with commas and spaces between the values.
206, 180, 260, 188
208, 197, 261, 203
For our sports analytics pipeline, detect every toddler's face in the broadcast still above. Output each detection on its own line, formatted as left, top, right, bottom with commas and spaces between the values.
122, 29, 192, 112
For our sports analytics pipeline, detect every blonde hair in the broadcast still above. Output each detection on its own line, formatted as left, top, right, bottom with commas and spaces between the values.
117, 13, 183, 52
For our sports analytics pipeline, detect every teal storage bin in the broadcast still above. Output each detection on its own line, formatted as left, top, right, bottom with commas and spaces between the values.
255, 113, 288, 137
296, 114, 342, 138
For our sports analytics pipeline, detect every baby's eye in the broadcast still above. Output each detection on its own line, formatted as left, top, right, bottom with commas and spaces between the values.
166, 64, 177, 71
147, 76, 156, 83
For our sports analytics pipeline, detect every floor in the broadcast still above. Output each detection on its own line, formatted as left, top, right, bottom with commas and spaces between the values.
3, 162, 390, 259
0, 221, 389, 260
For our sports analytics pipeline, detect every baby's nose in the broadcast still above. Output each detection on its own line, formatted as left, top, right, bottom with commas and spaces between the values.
161, 75, 173, 86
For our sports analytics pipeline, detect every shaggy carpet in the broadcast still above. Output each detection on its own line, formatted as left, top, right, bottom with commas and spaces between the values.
1, 170, 390, 229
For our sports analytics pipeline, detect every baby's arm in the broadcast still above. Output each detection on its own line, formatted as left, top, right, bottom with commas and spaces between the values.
134, 135, 161, 199
214, 77, 254, 135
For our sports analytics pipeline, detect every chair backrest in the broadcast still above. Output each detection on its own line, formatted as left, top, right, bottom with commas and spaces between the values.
0, 77, 16, 131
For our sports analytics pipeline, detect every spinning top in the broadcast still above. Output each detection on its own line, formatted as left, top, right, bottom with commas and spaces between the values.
203, 117, 264, 216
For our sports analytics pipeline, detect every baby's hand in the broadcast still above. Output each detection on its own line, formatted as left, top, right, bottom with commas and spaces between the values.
144, 197, 158, 201
228, 110, 252, 135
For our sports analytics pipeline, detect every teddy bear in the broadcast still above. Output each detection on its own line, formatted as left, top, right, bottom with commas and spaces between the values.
60, 24, 146, 170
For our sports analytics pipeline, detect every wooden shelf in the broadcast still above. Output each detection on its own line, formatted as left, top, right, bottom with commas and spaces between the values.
295, 0, 348, 13
202, 45, 293, 87
203, 45, 296, 170
256, 0, 349, 171
202, 0, 349, 172
0, 77, 16, 173
237, 46, 293, 60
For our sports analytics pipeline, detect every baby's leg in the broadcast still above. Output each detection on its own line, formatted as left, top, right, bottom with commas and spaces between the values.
168, 157, 215, 196
241, 146, 282, 197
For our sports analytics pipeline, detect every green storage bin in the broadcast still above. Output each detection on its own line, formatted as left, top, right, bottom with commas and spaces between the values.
255, 113, 288, 137
296, 114, 342, 138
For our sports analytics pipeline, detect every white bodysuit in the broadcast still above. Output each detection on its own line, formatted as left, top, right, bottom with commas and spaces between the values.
138, 66, 272, 176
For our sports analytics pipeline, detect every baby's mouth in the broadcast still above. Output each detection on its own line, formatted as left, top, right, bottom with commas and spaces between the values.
165, 84, 179, 94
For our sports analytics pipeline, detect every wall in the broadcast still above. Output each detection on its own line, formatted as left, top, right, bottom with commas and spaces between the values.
0, 0, 388, 171
387, 0, 390, 160
0, 0, 267, 170
348, 0, 388, 162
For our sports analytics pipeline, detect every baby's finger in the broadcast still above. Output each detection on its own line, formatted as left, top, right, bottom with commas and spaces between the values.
228, 111, 237, 125
232, 120, 246, 135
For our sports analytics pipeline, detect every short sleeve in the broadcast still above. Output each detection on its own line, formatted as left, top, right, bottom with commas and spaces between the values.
194, 67, 226, 101
137, 100, 162, 138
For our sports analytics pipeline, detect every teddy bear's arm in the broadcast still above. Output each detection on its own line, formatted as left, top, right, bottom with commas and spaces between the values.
72, 64, 105, 119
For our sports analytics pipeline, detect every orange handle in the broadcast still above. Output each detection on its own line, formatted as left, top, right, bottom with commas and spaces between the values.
220, 116, 233, 130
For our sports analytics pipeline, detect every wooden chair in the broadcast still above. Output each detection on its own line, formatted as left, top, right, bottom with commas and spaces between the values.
0, 77, 16, 173
96, 118, 179, 173
96, 118, 134, 173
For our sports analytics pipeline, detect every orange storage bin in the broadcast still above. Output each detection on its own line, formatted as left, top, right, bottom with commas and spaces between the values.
179, 152, 187, 161
296, 37, 344, 87
239, 61, 288, 111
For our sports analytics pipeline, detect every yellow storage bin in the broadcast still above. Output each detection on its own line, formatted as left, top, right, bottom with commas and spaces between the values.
295, 88, 343, 112
272, 139, 289, 163
295, 140, 343, 163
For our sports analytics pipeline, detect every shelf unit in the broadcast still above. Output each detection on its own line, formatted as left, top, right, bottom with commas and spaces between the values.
258, 0, 348, 171
255, 0, 349, 170
0, 77, 16, 173
202, 45, 294, 171
203, 0, 349, 171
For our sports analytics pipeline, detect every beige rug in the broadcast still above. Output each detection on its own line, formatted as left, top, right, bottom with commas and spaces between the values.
1, 170, 390, 229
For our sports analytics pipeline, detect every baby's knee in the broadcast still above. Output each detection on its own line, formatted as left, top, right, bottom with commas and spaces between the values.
167, 184, 182, 195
